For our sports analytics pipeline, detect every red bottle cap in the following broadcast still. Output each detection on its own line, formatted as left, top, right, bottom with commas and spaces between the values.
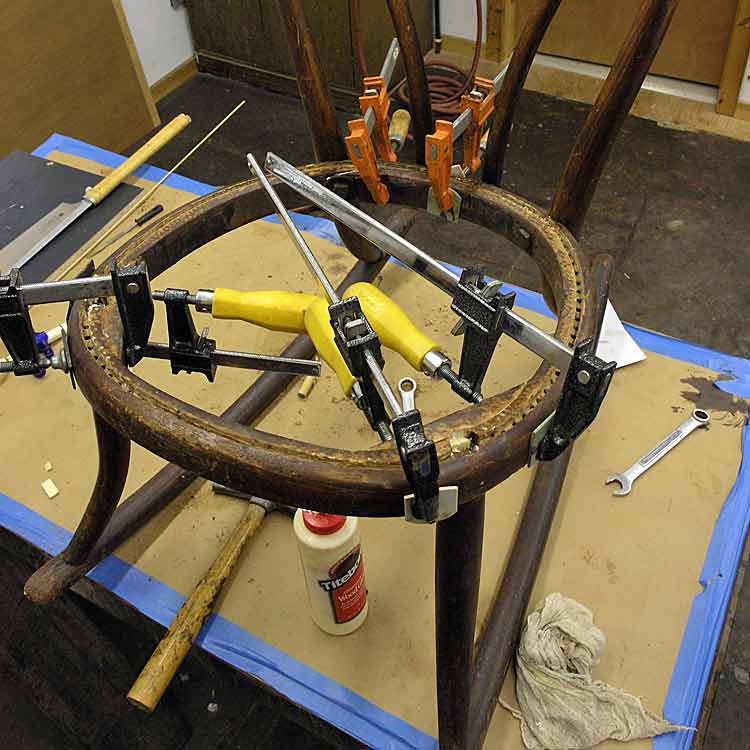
302, 511, 346, 535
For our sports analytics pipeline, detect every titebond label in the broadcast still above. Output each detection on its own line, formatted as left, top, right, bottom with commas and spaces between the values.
318, 545, 367, 624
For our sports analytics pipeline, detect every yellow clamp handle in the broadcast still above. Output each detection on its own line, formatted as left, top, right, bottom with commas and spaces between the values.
345, 282, 442, 371
211, 284, 442, 397
85, 114, 192, 205
212, 289, 356, 395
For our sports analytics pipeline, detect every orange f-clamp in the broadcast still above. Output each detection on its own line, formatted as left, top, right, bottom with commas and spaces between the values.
461, 77, 495, 174
345, 39, 400, 205
425, 75, 499, 217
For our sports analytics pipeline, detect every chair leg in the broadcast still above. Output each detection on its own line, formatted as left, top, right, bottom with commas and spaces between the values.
435, 494, 485, 750
25, 410, 131, 603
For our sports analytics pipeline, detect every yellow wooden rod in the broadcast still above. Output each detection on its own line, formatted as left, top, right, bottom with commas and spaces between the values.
85, 114, 191, 205
56, 100, 246, 281
126, 501, 266, 712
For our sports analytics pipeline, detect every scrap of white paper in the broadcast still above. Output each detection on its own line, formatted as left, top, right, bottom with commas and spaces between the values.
595, 301, 646, 369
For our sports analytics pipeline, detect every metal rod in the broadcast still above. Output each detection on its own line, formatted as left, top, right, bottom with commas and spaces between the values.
265, 153, 575, 368
143, 343, 321, 376
248, 153, 339, 304
364, 349, 403, 418
502, 309, 572, 370
380, 37, 400, 83
251, 154, 403, 421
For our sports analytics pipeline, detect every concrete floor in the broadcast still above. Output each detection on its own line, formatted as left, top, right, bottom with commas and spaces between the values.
5, 72, 746, 749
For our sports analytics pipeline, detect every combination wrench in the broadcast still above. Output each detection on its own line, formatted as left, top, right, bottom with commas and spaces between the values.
606, 408, 711, 496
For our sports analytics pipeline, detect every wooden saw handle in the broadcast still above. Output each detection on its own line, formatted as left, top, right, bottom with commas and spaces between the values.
84, 114, 191, 205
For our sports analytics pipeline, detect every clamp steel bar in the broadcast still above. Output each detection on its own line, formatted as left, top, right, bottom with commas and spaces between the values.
363, 37, 400, 134
143, 343, 321, 376
248, 153, 339, 304
452, 60, 511, 140
265, 152, 575, 370
22, 276, 114, 305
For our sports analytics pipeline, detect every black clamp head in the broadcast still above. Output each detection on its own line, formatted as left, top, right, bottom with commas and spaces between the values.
451, 268, 515, 396
536, 338, 615, 461
111, 262, 154, 366
0, 269, 41, 375
392, 409, 440, 523
163, 288, 217, 381
329, 296, 389, 437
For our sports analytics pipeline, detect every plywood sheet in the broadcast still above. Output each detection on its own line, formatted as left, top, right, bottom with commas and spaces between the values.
0, 1, 159, 160
0, 152, 743, 747
516, 0, 737, 86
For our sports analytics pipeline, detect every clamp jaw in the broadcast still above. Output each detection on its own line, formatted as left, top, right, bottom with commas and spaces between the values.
329, 296, 390, 440
425, 121, 456, 219
345, 121, 389, 205
0, 270, 42, 376
450, 268, 516, 400
359, 76, 397, 163
328, 295, 444, 523
161, 288, 217, 381
345, 76, 397, 206
392, 409, 440, 523
110, 262, 154, 366
535, 339, 615, 462
460, 77, 494, 174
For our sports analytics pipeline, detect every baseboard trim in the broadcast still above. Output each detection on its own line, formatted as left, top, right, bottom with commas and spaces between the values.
150, 57, 198, 102
441, 38, 750, 142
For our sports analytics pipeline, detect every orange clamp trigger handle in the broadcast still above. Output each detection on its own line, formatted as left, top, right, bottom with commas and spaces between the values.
425, 121, 454, 214
345, 118, 390, 205
461, 77, 495, 174
359, 76, 397, 163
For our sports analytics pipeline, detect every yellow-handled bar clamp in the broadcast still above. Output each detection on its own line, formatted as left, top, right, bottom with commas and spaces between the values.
196, 282, 480, 404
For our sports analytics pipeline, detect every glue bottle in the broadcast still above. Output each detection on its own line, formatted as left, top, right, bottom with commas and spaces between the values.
293, 510, 368, 635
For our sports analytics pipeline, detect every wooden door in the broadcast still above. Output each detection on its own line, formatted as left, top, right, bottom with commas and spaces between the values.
515, 0, 738, 85
0, 0, 159, 159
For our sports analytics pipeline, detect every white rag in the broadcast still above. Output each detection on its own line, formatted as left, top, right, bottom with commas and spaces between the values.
502, 593, 686, 749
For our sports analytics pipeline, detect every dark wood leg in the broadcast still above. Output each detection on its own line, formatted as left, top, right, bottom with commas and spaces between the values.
386, 0, 433, 165
482, 0, 563, 187
276, 0, 382, 263
25, 411, 131, 603
468, 450, 570, 748
435, 494, 485, 750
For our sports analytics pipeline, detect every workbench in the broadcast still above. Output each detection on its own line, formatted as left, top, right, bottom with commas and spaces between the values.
1, 135, 748, 749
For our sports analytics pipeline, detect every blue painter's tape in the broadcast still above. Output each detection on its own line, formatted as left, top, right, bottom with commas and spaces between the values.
0, 494, 435, 750
654, 419, 750, 749
27, 137, 750, 747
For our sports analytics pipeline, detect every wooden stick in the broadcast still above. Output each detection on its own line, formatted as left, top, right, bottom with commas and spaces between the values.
127, 501, 267, 712
55, 100, 246, 281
